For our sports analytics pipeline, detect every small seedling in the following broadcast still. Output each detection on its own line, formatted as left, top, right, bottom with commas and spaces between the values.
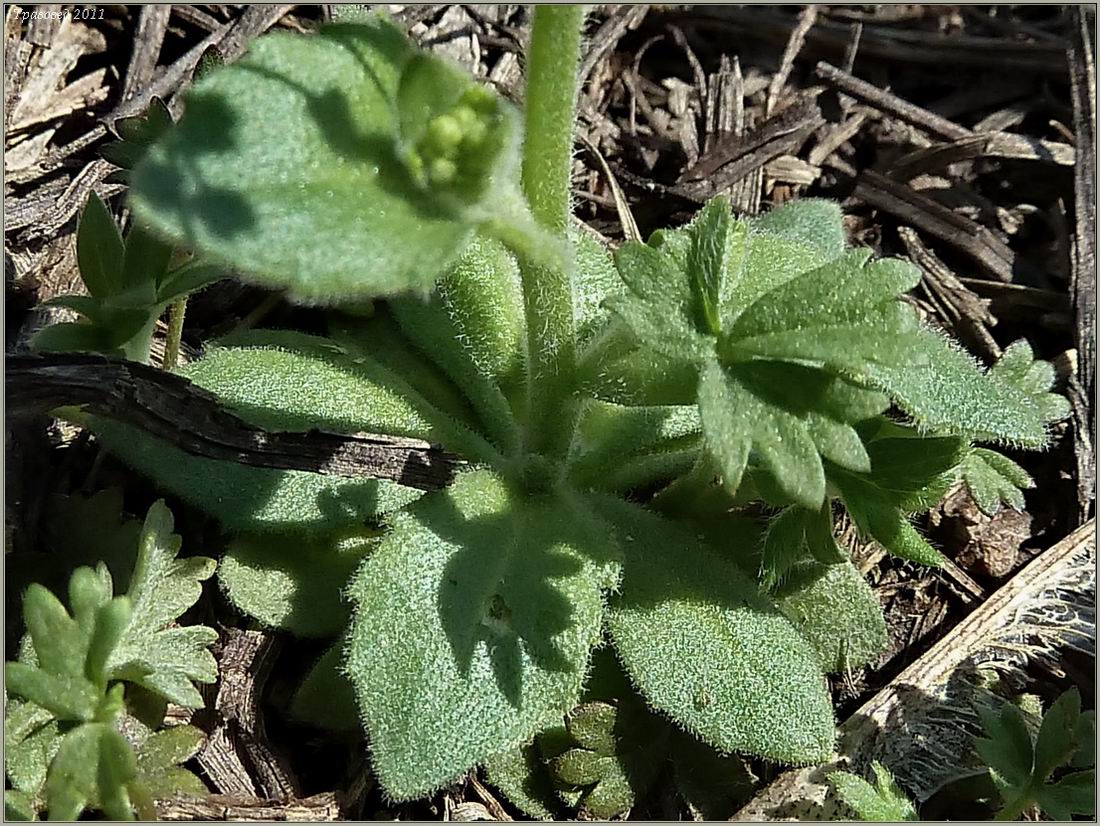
4, 502, 216, 820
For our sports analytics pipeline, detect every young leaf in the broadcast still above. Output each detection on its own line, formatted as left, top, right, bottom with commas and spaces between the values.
686, 196, 734, 335
858, 329, 1066, 447
602, 499, 835, 764
345, 471, 608, 800
829, 429, 966, 566
101, 96, 173, 176
106, 501, 218, 709
220, 529, 375, 638
389, 254, 523, 452
548, 650, 669, 819
959, 447, 1033, 517
1032, 688, 1082, 780
130, 19, 540, 303
76, 193, 124, 300
132, 725, 208, 801
974, 701, 1035, 790
289, 642, 360, 733
828, 761, 919, 821
773, 560, 888, 673
45, 722, 137, 822
1035, 770, 1095, 820
759, 505, 845, 590
569, 400, 700, 491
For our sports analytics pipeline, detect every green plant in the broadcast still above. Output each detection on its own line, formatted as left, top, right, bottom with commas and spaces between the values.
4, 501, 216, 820
32, 192, 224, 362
36, 6, 1069, 813
828, 689, 1095, 821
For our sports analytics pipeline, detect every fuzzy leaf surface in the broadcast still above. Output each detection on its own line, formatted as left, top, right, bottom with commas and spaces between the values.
774, 560, 888, 673
88, 331, 476, 532
130, 19, 543, 303
220, 529, 375, 637
829, 427, 966, 566
549, 649, 669, 819
828, 762, 918, 821
858, 331, 1067, 447
346, 471, 609, 800
603, 500, 834, 764
959, 447, 1033, 517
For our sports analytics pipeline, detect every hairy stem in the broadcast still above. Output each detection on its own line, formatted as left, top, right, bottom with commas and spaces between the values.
163, 297, 188, 371
518, 4, 584, 458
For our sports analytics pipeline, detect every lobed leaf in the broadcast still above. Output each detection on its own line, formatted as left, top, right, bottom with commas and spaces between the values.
858, 330, 1066, 447
959, 447, 1033, 517
106, 502, 218, 709
345, 470, 609, 800
829, 428, 965, 566
828, 762, 918, 821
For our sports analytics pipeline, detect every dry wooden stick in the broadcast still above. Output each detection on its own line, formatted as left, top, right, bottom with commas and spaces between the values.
1067, 5, 1097, 523
155, 792, 341, 821
828, 159, 1021, 283
7, 353, 461, 490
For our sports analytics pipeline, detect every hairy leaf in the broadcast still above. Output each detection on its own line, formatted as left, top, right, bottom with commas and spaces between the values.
603, 499, 834, 764
829, 428, 965, 566
774, 560, 888, 673
699, 359, 886, 509
46, 721, 137, 821
389, 241, 523, 451
484, 743, 563, 820
858, 330, 1066, 447
220, 529, 376, 637
549, 650, 669, 818
89, 330, 499, 531
828, 762, 918, 821
959, 447, 1033, 517
130, 19, 546, 303
346, 471, 609, 799
76, 193, 124, 300
751, 197, 845, 260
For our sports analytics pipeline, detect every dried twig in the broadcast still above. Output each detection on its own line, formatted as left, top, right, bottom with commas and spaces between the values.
6, 353, 461, 491
1067, 5, 1097, 522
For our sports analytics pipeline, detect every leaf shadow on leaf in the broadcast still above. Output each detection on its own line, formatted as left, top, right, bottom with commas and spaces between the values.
90, 416, 413, 534
234, 52, 458, 224
134, 93, 255, 242
429, 493, 589, 708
